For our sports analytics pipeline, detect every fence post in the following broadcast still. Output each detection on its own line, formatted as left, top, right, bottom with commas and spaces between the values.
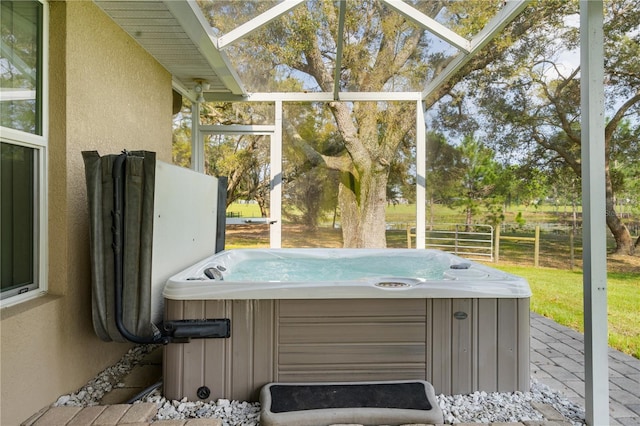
490, 225, 494, 261
494, 225, 501, 263
407, 225, 412, 249
454, 225, 459, 255
534, 225, 540, 267
570, 230, 575, 270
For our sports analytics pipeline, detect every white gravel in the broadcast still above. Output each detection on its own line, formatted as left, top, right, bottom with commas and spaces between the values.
54, 345, 587, 425
54, 344, 160, 407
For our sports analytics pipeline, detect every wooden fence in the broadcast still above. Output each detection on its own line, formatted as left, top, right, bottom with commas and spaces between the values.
407, 224, 494, 261
407, 224, 542, 266
494, 226, 541, 267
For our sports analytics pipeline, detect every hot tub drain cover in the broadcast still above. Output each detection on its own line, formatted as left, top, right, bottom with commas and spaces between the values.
260, 380, 443, 426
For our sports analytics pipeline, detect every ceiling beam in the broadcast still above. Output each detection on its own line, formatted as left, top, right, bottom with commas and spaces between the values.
333, 1, 347, 101
216, 0, 306, 49
421, 0, 530, 101
381, 0, 471, 53
205, 91, 423, 103
199, 124, 275, 134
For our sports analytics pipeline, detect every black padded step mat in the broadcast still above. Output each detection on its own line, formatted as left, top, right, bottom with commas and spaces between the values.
269, 382, 432, 412
260, 380, 444, 426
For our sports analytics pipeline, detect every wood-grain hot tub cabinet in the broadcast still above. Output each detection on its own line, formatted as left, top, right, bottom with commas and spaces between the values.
162, 248, 531, 402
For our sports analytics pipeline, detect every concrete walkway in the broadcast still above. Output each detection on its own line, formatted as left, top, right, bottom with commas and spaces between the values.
530, 313, 640, 426
22, 313, 640, 425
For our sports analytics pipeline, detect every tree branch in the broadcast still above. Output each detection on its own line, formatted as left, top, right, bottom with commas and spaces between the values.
533, 131, 580, 175
283, 118, 354, 174
605, 90, 640, 142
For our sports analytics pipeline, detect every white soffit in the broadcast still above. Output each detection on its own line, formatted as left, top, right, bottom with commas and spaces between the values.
93, 0, 246, 98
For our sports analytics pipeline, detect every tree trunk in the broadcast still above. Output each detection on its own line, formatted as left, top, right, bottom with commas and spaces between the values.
255, 194, 269, 218
605, 164, 634, 255
339, 168, 389, 248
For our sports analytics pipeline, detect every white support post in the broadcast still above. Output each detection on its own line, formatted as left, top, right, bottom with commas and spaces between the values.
270, 100, 283, 248
416, 101, 426, 249
191, 101, 204, 173
580, 2, 609, 425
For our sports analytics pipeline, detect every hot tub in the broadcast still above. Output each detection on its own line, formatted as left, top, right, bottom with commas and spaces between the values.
162, 248, 531, 402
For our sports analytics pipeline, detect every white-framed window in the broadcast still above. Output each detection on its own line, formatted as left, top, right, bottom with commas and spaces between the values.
1, 0, 48, 306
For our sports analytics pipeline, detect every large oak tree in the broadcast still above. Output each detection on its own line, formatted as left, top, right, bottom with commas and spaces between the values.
200, 0, 582, 247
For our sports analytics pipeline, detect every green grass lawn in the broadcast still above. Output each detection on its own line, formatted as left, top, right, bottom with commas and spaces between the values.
226, 203, 263, 217
494, 265, 640, 359
228, 201, 630, 229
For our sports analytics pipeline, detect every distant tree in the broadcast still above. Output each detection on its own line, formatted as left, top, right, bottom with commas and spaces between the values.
454, 135, 501, 227
610, 119, 640, 221
514, 212, 526, 229
425, 131, 463, 226
172, 106, 192, 168
514, 168, 550, 210
283, 167, 339, 229
200, 101, 274, 212
435, 0, 640, 254
387, 128, 419, 206
549, 164, 582, 230
283, 103, 341, 229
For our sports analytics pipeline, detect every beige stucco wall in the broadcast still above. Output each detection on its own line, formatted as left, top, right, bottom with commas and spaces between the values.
0, 1, 172, 424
